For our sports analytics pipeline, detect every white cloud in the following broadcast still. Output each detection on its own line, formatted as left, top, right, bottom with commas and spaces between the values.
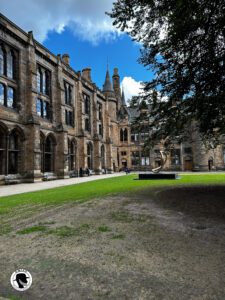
121, 77, 143, 102
0, 0, 119, 44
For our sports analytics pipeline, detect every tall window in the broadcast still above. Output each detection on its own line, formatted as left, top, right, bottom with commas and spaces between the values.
0, 83, 5, 105
41, 135, 55, 173
0, 127, 5, 175
98, 102, 102, 120
7, 51, 14, 79
0, 46, 5, 76
124, 128, 128, 141
7, 87, 14, 108
8, 132, 19, 174
87, 143, 93, 169
120, 128, 128, 142
0, 45, 16, 79
141, 151, 150, 166
37, 68, 42, 93
64, 82, 73, 105
37, 65, 50, 96
0, 84, 16, 109
36, 99, 50, 119
40, 134, 45, 173
65, 110, 73, 126
100, 145, 105, 169
84, 94, 90, 114
42, 70, 46, 94
99, 124, 103, 136
68, 139, 76, 171
84, 94, 91, 132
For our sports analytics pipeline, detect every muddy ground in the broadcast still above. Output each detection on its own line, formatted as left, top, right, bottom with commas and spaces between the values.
0, 186, 225, 300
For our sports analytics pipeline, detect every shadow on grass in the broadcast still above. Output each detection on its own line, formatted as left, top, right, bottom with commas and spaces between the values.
154, 185, 225, 222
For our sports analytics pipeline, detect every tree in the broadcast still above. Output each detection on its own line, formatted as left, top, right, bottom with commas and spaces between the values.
109, 0, 225, 146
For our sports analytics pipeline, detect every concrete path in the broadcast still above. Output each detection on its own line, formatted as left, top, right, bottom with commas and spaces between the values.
0, 173, 125, 197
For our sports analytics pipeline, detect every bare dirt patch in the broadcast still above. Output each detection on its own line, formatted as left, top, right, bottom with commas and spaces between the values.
0, 187, 225, 299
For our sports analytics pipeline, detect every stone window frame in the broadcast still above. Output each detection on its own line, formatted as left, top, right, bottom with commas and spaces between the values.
64, 81, 73, 106
0, 124, 25, 175
120, 128, 128, 142
68, 138, 77, 171
87, 142, 93, 169
36, 64, 51, 97
0, 43, 17, 80
0, 82, 16, 109
65, 109, 74, 127
36, 98, 51, 120
83, 93, 91, 133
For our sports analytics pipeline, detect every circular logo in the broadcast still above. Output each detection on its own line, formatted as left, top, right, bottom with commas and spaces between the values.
10, 269, 32, 291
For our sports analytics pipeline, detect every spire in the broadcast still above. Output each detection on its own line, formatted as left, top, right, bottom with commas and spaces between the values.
121, 86, 126, 106
103, 66, 113, 92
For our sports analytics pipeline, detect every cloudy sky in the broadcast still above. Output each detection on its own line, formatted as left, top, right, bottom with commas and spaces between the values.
0, 0, 153, 101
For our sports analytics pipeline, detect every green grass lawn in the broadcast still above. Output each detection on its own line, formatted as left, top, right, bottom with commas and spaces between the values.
0, 173, 225, 217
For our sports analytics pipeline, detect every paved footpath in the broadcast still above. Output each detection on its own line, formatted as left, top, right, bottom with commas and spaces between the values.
0, 173, 125, 197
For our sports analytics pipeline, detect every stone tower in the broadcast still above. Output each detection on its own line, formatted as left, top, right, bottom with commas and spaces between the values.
112, 67, 121, 109
102, 67, 117, 120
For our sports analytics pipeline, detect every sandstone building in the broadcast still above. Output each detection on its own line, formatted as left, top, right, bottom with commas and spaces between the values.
0, 14, 225, 184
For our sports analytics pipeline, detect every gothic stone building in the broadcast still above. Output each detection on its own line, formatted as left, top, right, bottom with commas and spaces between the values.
0, 14, 225, 185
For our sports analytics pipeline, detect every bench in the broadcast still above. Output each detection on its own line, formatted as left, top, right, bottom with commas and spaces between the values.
43, 173, 57, 181
5, 174, 21, 185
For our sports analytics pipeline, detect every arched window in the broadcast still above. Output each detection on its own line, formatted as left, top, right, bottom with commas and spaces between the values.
100, 145, 105, 169
0, 83, 5, 105
8, 131, 19, 174
87, 143, 93, 169
120, 129, 124, 141
0, 46, 5, 76
7, 50, 14, 79
124, 128, 128, 141
68, 139, 76, 171
0, 125, 6, 175
44, 135, 55, 172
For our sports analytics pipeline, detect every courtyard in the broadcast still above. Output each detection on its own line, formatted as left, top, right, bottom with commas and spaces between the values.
0, 174, 225, 299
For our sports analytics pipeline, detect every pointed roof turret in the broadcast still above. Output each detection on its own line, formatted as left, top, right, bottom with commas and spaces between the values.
121, 87, 127, 106
103, 67, 113, 92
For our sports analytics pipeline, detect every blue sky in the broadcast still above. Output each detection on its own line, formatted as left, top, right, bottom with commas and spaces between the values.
44, 28, 151, 91
0, 0, 154, 101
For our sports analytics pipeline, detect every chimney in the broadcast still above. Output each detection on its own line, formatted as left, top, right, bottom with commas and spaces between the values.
82, 68, 92, 82
62, 54, 70, 65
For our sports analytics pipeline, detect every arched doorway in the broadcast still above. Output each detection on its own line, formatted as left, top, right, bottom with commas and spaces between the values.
40, 133, 56, 173
208, 157, 213, 171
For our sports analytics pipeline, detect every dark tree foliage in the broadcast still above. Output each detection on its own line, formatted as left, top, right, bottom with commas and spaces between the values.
109, 0, 225, 146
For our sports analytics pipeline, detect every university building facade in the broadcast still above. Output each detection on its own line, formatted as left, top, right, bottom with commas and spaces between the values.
0, 14, 225, 184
